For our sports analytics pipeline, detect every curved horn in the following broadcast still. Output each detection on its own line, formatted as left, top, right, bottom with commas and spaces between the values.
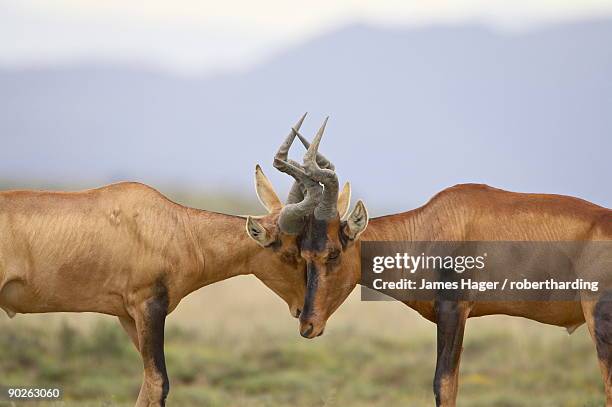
274, 158, 322, 234
275, 113, 307, 162
303, 117, 339, 220
274, 113, 308, 204
293, 130, 335, 170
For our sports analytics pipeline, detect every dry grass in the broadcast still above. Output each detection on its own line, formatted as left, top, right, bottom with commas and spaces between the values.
0, 276, 604, 407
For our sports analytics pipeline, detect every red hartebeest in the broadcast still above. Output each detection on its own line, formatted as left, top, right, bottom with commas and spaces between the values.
0, 115, 349, 407
0, 179, 297, 406
263, 117, 612, 406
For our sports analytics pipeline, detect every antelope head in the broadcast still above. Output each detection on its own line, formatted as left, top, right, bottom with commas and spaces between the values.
243, 114, 308, 319
268, 115, 369, 338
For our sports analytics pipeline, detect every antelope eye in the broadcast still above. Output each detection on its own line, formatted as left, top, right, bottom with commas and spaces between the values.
328, 250, 340, 261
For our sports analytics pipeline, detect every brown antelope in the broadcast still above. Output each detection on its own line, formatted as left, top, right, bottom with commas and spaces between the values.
0, 115, 349, 407
267, 118, 612, 406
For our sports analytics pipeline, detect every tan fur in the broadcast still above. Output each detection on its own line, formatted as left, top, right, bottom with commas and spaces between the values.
0, 182, 306, 406
358, 184, 609, 321
299, 183, 611, 406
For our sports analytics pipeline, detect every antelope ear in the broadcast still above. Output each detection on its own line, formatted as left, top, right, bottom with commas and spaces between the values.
246, 216, 275, 247
337, 181, 351, 219
345, 200, 369, 240
254, 164, 282, 213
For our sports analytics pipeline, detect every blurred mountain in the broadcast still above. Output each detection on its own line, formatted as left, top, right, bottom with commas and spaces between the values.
0, 19, 610, 213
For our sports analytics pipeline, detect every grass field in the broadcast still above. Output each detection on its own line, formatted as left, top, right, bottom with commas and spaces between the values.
0, 276, 605, 407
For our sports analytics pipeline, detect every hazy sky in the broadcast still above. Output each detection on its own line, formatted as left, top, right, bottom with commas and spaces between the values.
2, 0, 612, 74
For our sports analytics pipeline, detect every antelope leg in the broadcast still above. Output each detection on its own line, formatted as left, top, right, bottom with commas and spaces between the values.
131, 290, 170, 407
583, 294, 612, 406
433, 300, 470, 407
118, 315, 140, 351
